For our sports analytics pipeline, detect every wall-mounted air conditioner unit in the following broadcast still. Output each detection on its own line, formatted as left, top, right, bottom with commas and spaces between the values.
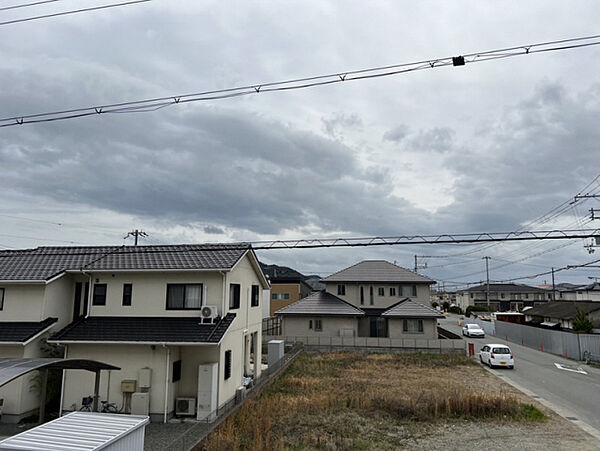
175, 397, 196, 416
200, 305, 218, 322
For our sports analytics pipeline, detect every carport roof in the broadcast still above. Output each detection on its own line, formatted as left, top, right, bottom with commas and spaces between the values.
0, 358, 119, 388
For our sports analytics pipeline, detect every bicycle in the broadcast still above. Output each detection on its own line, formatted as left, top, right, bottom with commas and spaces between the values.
79, 396, 120, 413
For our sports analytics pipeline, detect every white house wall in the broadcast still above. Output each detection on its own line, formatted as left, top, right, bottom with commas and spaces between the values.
42, 276, 75, 330
0, 285, 45, 321
0, 345, 25, 422
282, 316, 358, 337
324, 282, 430, 309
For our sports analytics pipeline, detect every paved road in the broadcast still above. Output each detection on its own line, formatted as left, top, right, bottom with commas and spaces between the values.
439, 314, 600, 438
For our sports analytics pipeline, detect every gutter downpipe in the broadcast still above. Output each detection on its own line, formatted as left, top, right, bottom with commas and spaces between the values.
81, 270, 92, 318
220, 271, 227, 317
58, 345, 67, 417
163, 344, 170, 424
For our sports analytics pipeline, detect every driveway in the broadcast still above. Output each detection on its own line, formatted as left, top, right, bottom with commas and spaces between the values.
439, 314, 600, 439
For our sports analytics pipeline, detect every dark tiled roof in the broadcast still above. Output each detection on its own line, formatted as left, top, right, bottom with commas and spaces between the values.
275, 291, 364, 316
0, 244, 250, 281
322, 260, 434, 284
462, 283, 548, 294
0, 317, 58, 343
49, 313, 236, 343
382, 299, 444, 318
524, 301, 600, 320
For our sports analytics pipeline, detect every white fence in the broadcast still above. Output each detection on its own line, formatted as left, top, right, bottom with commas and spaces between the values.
465, 319, 600, 362
282, 336, 465, 353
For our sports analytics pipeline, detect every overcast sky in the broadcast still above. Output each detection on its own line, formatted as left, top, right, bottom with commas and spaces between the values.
1, 0, 600, 288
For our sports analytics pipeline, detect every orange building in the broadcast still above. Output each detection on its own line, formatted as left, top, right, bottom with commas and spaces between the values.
269, 277, 313, 316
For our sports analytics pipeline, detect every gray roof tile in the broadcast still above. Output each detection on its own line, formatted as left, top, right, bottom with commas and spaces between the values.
275, 291, 364, 316
0, 317, 58, 343
322, 260, 434, 284
382, 299, 444, 318
524, 301, 600, 320
49, 313, 236, 343
0, 244, 250, 281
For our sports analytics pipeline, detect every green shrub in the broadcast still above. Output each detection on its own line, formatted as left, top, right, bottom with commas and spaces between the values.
465, 305, 490, 317
448, 306, 462, 314
573, 308, 593, 333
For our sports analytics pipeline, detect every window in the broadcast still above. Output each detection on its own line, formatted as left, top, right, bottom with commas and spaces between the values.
172, 360, 182, 383
390, 287, 396, 296
369, 286, 374, 305
525, 293, 529, 299
314, 319, 322, 331
402, 285, 417, 297
251, 285, 260, 307
92, 284, 107, 306
470, 293, 474, 299
309, 320, 313, 329
548, 294, 552, 299
229, 284, 240, 309
271, 293, 290, 300
360, 286, 364, 305
0, 287, 4, 310
122, 284, 132, 306
500, 293, 505, 299
166, 284, 203, 309
378, 287, 385, 296
224, 350, 232, 380
337, 284, 346, 296
403, 319, 424, 333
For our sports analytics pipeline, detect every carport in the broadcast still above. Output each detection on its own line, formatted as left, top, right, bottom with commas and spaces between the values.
0, 358, 119, 423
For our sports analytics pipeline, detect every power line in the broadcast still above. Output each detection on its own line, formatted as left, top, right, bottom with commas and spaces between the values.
0, 0, 64, 12
0, 0, 151, 26
3, 33, 600, 127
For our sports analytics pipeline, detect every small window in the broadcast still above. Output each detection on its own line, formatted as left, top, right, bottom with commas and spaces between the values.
500, 293, 505, 299
337, 284, 346, 296
271, 293, 290, 300
403, 319, 424, 333
378, 287, 385, 296
172, 360, 182, 383
369, 286, 374, 305
92, 284, 107, 306
309, 320, 313, 329
166, 284, 202, 309
525, 293, 529, 299
402, 285, 417, 297
0, 287, 4, 310
360, 286, 364, 305
548, 294, 552, 299
122, 284, 132, 306
314, 319, 322, 331
389, 287, 396, 296
229, 284, 240, 309
251, 285, 260, 307
224, 350, 232, 380
470, 293, 473, 299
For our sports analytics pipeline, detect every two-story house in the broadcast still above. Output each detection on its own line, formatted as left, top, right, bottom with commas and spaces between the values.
456, 283, 552, 312
276, 260, 441, 339
0, 244, 269, 423
269, 276, 313, 316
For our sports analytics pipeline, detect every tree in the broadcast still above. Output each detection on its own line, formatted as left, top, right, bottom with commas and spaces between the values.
572, 308, 593, 334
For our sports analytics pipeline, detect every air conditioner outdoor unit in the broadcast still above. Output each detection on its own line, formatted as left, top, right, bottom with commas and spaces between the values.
176, 397, 196, 416
200, 305, 218, 320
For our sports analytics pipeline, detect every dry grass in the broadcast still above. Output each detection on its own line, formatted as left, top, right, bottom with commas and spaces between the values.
200, 352, 544, 450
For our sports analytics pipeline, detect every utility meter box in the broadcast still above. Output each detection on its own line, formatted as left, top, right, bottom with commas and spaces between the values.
138, 368, 152, 390
121, 379, 137, 393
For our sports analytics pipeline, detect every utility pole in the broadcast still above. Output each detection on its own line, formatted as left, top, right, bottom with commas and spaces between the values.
124, 230, 147, 246
551, 267, 556, 301
413, 255, 428, 273
483, 256, 491, 309
414, 255, 418, 272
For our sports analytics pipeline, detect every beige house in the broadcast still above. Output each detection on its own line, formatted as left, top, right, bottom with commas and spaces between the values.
0, 244, 268, 423
456, 283, 551, 312
269, 277, 313, 316
276, 261, 441, 340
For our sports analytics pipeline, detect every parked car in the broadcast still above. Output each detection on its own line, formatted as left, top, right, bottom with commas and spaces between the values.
462, 323, 485, 337
479, 344, 514, 369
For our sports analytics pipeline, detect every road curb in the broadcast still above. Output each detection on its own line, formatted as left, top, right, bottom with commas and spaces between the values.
483, 365, 600, 443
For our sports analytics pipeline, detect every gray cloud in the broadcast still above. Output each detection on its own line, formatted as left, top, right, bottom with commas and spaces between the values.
383, 124, 409, 142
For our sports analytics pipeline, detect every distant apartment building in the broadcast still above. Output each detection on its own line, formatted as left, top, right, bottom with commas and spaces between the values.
269, 277, 312, 316
456, 283, 552, 312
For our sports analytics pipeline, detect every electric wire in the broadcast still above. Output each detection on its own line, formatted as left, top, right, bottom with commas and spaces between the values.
0, 0, 63, 12
2, 33, 600, 127
0, 0, 151, 26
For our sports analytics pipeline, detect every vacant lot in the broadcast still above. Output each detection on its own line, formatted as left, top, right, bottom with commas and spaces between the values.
201, 352, 598, 450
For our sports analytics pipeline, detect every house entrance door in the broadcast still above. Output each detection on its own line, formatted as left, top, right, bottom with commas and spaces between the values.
369, 317, 387, 337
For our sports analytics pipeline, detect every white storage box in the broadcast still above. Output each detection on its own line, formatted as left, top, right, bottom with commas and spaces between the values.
0, 412, 149, 451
